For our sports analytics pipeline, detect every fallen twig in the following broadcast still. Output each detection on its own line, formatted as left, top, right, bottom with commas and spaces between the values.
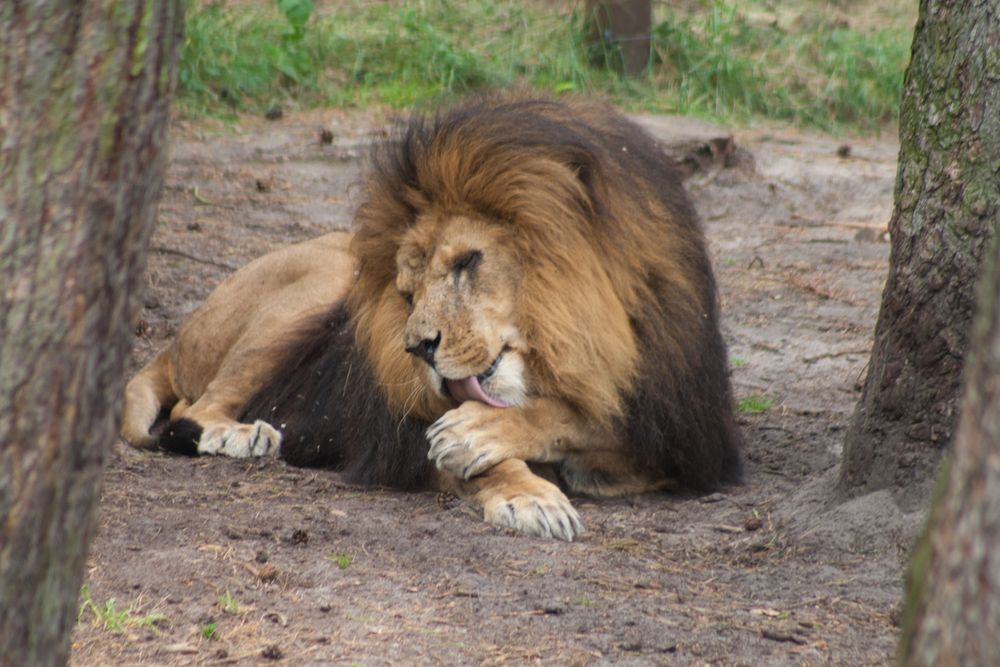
761, 628, 808, 645
150, 245, 236, 271
803, 347, 871, 364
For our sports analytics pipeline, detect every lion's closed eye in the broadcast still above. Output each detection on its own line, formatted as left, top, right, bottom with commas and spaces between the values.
453, 250, 482, 275
450, 250, 483, 289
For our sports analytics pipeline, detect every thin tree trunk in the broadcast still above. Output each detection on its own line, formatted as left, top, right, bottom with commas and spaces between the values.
899, 231, 1000, 665
838, 0, 1000, 506
585, 0, 652, 76
0, 2, 182, 665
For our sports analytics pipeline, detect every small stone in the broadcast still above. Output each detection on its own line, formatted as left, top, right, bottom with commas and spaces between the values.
256, 564, 279, 583
537, 604, 565, 615
261, 644, 283, 660
854, 228, 880, 243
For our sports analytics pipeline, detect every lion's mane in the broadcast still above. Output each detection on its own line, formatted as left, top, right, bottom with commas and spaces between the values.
244, 93, 742, 491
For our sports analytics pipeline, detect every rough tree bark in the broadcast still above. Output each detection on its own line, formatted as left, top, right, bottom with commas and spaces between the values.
0, 2, 182, 665
838, 0, 1000, 506
899, 217, 1000, 665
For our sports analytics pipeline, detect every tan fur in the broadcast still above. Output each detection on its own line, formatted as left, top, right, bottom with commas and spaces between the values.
121, 232, 355, 455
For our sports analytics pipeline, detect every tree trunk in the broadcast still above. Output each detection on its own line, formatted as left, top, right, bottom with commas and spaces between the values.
838, 0, 1000, 506
899, 225, 1000, 665
585, 0, 652, 77
0, 2, 182, 665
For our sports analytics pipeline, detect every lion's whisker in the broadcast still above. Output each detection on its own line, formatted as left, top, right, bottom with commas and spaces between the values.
397, 381, 423, 435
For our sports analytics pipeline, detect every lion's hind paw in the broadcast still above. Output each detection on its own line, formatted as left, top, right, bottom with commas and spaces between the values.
198, 420, 281, 458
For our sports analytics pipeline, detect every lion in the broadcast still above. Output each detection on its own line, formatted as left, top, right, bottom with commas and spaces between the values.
121, 93, 743, 541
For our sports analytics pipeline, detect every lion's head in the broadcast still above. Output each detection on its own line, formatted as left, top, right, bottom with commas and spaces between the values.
347, 92, 713, 433
394, 213, 528, 409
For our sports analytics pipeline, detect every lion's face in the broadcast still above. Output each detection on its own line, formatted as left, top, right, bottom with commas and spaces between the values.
395, 214, 529, 409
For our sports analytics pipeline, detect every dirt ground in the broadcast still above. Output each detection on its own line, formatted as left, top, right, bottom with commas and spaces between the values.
70, 108, 925, 666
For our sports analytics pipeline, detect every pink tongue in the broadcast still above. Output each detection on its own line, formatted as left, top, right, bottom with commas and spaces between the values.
445, 376, 510, 408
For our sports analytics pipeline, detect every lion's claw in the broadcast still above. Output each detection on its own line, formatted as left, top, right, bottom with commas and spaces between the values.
463, 452, 491, 479
426, 414, 470, 441
426, 404, 506, 479
484, 489, 583, 541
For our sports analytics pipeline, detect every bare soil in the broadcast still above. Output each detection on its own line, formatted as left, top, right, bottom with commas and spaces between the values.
71, 110, 923, 666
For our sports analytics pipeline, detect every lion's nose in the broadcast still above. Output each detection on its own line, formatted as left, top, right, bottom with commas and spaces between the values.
405, 331, 441, 366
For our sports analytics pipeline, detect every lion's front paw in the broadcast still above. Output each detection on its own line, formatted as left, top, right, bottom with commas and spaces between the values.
483, 484, 584, 542
427, 403, 510, 479
198, 420, 281, 458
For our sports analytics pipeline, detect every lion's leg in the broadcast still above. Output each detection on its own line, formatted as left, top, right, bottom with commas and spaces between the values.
427, 398, 602, 479
427, 399, 664, 499
121, 349, 177, 449
167, 397, 281, 459
558, 450, 671, 497
445, 459, 584, 541
169, 399, 190, 421
161, 360, 281, 458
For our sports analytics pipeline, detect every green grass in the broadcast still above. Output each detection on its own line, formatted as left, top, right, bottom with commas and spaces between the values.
737, 394, 775, 414
326, 553, 354, 569
77, 585, 168, 635
217, 590, 247, 615
177, 0, 914, 132
648, 3, 912, 130
201, 622, 218, 639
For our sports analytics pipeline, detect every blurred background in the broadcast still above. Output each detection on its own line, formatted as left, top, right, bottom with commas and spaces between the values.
178, 0, 916, 133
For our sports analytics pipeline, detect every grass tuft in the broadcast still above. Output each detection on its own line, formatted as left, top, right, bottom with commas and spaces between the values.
326, 553, 354, 569
217, 590, 247, 615
177, 0, 913, 132
77, 585, 168, 635
737, 394, 775, 414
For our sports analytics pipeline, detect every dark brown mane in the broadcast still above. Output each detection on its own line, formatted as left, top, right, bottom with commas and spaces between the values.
240, 303, 433, 490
